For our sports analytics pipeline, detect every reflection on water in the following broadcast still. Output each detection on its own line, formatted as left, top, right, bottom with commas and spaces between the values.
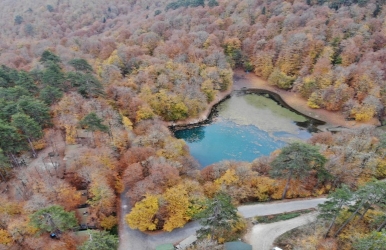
174, 93, 317, 168
175, 126, 205, 143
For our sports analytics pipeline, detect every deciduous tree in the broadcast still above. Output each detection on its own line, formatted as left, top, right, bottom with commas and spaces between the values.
125, 194, 159, 231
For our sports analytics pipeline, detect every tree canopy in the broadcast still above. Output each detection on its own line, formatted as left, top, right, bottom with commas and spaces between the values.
270, 142, 327, 199
29, 205, 77, 234
194, 192, 240, 241
78, 230, 119, 250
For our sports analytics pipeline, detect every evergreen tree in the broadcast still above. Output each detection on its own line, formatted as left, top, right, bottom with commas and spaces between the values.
14, 15, 23, 25
66, 72, 103, 97
194, 193, 240, 241
0, 120, 25, 167
78, 230, 119, 250
40, 50, 61, 65
79, 112, 109, 145
17, 96, 51, 127
46, 5, 54, 12
318, 185, 353, 237
0, 149, 12, 181
270, 142, 327, 199
208, 0, 219, 7
30, 205, 78, 234
39, 86, 63, 105
68, 58, 93, 72
0, 100, 18, 121
333, 181, 386, 237
190, 0, 205, 7
77, 73, 104, 97
11, 113, 42, 158
79, 112, 108, 133
0, 86, 31, 102
15, 71, 38, 94
0, 120, 25, 155
354, 230, 386, 250
42, 61, 65, 89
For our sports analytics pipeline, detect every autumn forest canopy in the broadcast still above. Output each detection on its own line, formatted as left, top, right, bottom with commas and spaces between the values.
0, 0, 386, 249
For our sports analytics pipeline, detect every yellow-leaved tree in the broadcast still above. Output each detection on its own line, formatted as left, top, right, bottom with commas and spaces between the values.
125, 194, 159, 231
162, 184, 191, 232
0, 229, 12, 245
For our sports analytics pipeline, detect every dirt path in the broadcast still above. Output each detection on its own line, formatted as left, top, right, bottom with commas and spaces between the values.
233, 70, 380, 129
245, 212, 318, 250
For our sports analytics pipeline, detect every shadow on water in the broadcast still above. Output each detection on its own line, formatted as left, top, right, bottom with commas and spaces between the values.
174, 126, 205, 143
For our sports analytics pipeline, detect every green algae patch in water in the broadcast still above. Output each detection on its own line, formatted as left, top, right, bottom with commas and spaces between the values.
174, 93, 317, 168
243, 95, 307, 122
217, 94, 308, 136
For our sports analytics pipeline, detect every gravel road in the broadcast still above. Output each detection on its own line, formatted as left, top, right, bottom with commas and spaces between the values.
245, 212, 318, 250
238, 198, 327, 218
119, 197, 327, 250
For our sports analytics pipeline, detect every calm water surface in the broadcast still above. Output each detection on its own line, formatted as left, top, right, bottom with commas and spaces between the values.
174, 93, 317, 167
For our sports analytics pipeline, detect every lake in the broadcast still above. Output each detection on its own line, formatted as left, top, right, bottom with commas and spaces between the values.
174, 91, 322, 168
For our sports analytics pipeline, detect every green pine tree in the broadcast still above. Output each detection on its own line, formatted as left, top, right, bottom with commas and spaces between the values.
194, 192, 240, 241
78, 230, 119, 250
39, 86, 63, 105
11, 113, 42, 158
40, 50, 61, 65
270, 142, 327, 199
17, 96, 51, 127
30, 205, 78, 234
318, 185, 353, 238
68, 58, 93, 72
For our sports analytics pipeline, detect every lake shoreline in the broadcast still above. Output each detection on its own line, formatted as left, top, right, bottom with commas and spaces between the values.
167, 70, 380, 131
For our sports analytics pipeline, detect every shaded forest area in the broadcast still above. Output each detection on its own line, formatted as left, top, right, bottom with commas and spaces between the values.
0, 0, 385, 249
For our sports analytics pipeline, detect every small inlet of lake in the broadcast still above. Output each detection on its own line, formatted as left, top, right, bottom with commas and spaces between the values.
174, 91, 323, 168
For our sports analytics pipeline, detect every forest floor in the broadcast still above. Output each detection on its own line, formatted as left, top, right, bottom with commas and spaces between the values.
233, 70, 380, 129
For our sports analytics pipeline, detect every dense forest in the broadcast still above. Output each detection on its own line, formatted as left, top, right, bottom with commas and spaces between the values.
0, 0, 385, 249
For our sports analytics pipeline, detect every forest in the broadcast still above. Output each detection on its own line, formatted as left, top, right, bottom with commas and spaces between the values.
0, 0, 385, 249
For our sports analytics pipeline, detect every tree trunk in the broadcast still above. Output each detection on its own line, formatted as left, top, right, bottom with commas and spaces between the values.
282, 171, 292, 199
34, 165, 42, 179
359, 205, 371, 221
324, 203, 344, 238
48, 156, 59, 177
9, 153, 20, 168
42, 159, 53, 177
333, 202, 364, 237
91, 131, 95, 147
377, 217, 386, 232
0, 171, 6, 182
27, 137, 37, 158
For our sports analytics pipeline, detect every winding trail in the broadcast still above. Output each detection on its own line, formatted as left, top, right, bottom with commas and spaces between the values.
118, 197, 327, 250
245, 212, 318, 250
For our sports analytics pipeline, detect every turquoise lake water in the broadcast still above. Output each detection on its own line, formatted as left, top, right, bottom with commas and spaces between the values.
174, 93, 317, 167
